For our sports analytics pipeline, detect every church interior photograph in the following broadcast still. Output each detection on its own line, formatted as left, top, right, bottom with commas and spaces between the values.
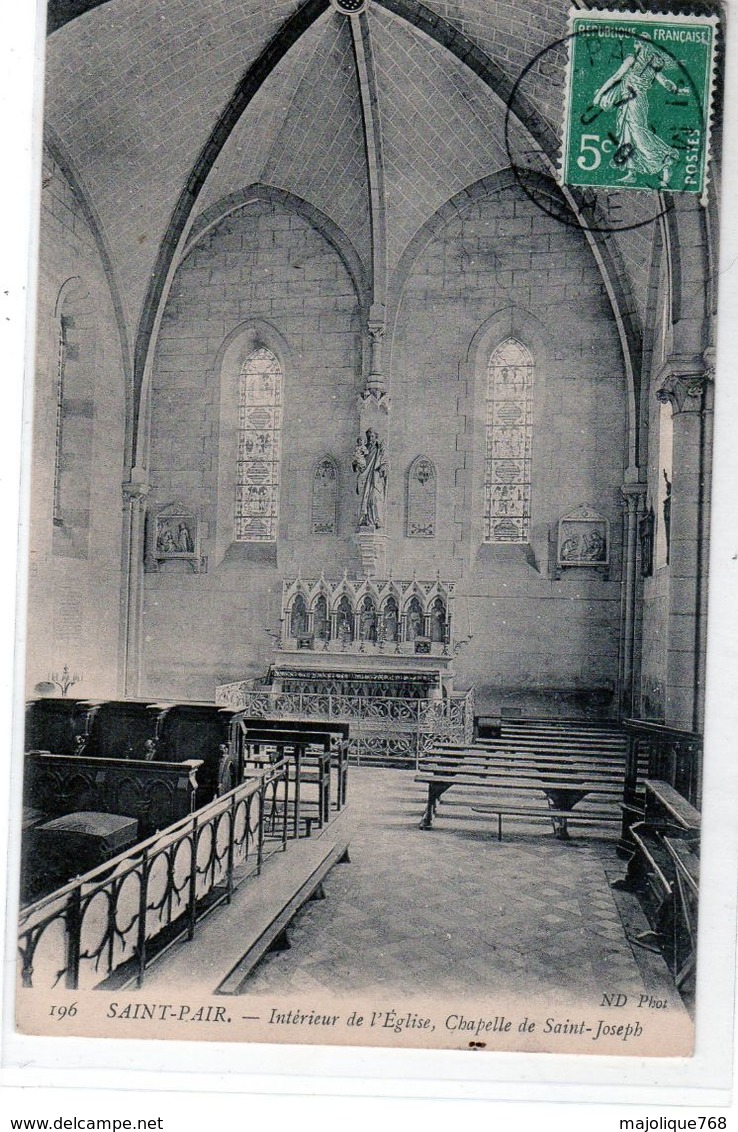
15, 0, 719, 1052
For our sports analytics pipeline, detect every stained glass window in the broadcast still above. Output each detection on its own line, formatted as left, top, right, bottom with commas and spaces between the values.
53, 315, 69, 524
235, 348, 283, 542
484, 338, 534, 543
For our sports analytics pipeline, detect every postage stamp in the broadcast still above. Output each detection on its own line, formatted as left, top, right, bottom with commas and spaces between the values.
560, 10, 718, 198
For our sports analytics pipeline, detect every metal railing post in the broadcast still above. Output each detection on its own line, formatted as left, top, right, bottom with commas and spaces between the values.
187, 817, 199, 941
136, 848, 149, 987
65, 886, 82, 990
226, 794, 237, 903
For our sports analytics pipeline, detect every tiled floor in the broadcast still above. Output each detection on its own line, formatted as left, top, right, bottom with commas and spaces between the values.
244, 766, 684, 1008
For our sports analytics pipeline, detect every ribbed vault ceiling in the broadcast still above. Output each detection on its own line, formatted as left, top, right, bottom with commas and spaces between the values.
45, 0, 655, 429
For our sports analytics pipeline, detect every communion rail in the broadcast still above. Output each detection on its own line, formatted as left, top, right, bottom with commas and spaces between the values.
215, 684, 475, 768
18, 760, 289, 991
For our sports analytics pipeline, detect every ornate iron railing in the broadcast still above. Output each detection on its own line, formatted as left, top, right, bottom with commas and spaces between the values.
18, 760, 289, 991
215, 684, 474, 767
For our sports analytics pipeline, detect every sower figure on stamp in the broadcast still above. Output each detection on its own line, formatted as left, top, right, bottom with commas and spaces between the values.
353, 428, 388, 529
593, 36, 689, 187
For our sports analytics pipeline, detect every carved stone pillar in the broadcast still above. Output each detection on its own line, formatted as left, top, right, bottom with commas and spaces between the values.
619, 483, 646, 718
655, 354, 713, 730
367, 318, 386, 396
120, 475, 150, 697
354, 307, 390, 575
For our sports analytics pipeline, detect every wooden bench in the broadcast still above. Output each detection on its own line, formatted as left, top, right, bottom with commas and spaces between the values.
427, 739, 632, 764
470, 804, 620, 841
215, 838, 351, 994
421, 754, 627, 784
416, 763, 622, 839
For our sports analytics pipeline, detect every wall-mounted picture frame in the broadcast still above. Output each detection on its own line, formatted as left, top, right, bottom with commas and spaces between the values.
149, 502, 200, 572
556, 505, 610, 575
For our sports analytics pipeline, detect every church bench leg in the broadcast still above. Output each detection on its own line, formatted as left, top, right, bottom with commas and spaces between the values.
419, 781, 451, 829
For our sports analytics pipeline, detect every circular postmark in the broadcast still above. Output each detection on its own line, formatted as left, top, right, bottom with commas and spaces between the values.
504, 16, 713, 233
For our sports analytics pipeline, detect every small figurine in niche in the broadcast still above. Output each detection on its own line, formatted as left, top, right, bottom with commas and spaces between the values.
406, 602, 423, 641
359, 601, 377, 643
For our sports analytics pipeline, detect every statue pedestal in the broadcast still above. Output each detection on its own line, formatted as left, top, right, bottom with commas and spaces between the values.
356, 530, 387, 577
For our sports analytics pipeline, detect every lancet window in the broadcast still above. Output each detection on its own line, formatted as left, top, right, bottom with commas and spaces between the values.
235, 347, 283, 542
484, 338, 534, 543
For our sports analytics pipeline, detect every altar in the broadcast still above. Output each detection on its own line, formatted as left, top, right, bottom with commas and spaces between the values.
216, 576, 474, 767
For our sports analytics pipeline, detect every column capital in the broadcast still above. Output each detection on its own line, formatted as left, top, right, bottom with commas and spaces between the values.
620, 482, 647, 512
656, 354, 711, 414
122, 476, 150, 504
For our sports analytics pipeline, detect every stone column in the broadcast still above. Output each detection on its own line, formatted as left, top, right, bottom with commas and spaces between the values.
655, 354, 713, 731
619, 483, 647, 718
119, 475, 150, 698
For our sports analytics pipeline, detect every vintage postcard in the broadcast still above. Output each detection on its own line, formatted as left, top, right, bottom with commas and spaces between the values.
5, 0, 737, 1090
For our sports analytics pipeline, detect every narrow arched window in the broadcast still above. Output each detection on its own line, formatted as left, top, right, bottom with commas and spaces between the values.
235, 347, 283, 542
406, 455, 436, 538
311, 456, 338, 535
52, 279, 95, 559
52, 315, 69, 525
484, 338, 534, 543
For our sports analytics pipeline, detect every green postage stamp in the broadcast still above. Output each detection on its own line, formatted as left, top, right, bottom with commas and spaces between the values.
560, 9, 718, 198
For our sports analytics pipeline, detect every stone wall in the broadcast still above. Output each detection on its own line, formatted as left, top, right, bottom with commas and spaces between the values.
391, 179, 626, 717
143, 199, 363, 696
142, 182, 628, 714
25, 148, 127, 699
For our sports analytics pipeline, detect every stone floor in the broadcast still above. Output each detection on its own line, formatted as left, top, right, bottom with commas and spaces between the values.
244, 766, 685, 1009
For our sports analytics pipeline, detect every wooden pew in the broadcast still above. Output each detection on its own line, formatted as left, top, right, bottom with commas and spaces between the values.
612, 779, 700, 984
23, 751, 204, 837
25, 698, 99, 756
235, 716, 349, 809
41, 699, 240, 808
22, 751, 204, 903
153, 702, 240, 804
